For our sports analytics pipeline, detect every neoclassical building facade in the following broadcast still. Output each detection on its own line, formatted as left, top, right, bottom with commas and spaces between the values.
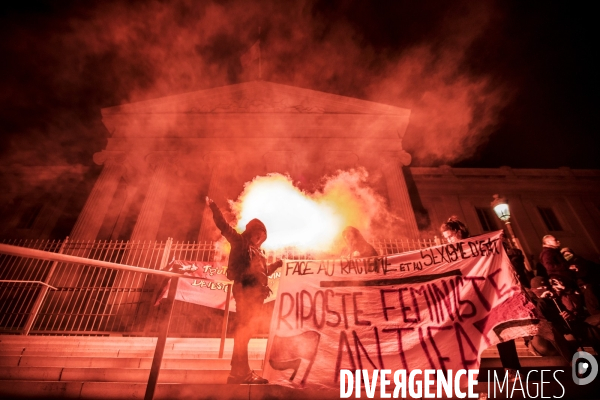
2, 81, 599, 262
72, 81, 419, 244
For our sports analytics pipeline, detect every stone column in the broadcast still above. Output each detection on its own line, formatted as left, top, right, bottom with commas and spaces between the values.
198, 151, 236, 241
130, 152, 177, 241
109, 184, 139, 240
381, 151, 420, 239
70, 151, 128, 240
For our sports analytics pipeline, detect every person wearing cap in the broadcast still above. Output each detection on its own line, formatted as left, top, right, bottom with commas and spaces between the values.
205, 197, 282, 384
561, 247, 600, 315
341, 226, 378, 258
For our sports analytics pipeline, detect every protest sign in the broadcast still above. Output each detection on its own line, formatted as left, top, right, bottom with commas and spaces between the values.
263, 231, 540, 389
154, 259, 281, 311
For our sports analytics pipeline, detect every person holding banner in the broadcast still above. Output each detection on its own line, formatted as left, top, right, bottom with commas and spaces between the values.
205, 196, 282, 384
341, 226, 378, 258
439, 216, 469, 243
528, 276, 577, 359
560, 246, 600, 315
440, 216, 522, 377
531, 275, 600, 356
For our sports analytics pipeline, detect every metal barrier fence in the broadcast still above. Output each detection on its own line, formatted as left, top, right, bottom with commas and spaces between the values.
0, 237, 437, 336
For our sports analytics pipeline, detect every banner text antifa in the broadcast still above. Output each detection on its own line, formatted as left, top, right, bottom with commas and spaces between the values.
276, 271, 513, 380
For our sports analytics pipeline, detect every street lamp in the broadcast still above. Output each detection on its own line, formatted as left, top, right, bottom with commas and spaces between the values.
491, 194, 533, 271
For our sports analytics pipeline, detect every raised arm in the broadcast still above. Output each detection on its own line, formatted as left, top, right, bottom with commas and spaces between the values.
266, 259, 283, 276
205, 197, 241, 244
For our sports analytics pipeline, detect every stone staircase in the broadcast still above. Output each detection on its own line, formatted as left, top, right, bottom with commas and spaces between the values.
0, 335, 569, 399
0, 335, 275, 399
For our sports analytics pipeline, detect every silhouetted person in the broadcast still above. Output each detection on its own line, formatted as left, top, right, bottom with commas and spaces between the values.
205, 197, 282, 384
538, 235, 575, 285
528, 276, 579, 361
532, 275, 600, 355
440, 216, 521, 376
561, 247, 600, 315
504, 244, 533, 289
341, 226, 378, 258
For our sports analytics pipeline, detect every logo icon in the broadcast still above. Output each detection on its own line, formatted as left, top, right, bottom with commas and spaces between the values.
572, 351, 598, 385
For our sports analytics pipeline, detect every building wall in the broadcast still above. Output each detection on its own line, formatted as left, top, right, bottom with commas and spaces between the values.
67, 81, 420, 242
410, 166, 600, 263
0, 164, 93, 240
2, 83, 598, 267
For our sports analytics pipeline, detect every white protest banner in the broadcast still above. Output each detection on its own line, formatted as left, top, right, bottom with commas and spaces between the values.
154, 260, 281, 311
263, 231, 540, 389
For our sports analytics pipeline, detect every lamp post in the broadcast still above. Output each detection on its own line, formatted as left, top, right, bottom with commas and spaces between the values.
491, 194, 533, 272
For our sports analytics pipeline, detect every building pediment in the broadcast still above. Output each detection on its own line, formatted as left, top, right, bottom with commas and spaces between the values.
102, 81, 409, 116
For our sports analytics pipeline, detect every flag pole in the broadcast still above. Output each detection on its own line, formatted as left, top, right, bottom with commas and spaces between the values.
258, 26, 262, 80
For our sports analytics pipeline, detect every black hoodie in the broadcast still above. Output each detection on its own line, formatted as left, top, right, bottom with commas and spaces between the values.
209, 202, 281, 285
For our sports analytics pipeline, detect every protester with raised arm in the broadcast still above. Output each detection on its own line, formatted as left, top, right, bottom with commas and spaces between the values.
205, 196, 282, 384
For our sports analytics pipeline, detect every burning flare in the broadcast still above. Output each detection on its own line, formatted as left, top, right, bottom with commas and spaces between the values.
230, 170, 387, 253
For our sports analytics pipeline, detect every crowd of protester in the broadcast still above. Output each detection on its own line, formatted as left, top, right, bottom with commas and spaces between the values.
204, 193, 599, 383
440, 216, 600, 370
530, 234, 600, 358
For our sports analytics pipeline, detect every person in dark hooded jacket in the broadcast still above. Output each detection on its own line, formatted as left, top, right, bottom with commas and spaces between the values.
561, 247, 600, 315
206, 197, 282, 384
341, 226, 378, 258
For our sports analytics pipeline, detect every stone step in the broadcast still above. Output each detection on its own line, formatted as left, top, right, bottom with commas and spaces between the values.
0, 348, 265, 359
480, 356, 568, 368
1, 381, 342, 400
0, 337, 268, 351
0, 355, 263, 369
0, 348, 264, 359
0, 342, 530, 357
0, 336, 266, 347
0, 345, 263, 354
0, 353, 564, 369
5, 378, 596, 400
0, 381, 598, 400
0, 353, 563, 370
0, 336, 158, 344
0, 366, 263, 384
0, 335, 531, 356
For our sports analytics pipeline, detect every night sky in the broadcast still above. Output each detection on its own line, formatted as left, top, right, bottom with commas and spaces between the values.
0, 0, 597, 169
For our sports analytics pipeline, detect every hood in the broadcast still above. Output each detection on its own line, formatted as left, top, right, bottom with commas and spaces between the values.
244, 218, 267, 239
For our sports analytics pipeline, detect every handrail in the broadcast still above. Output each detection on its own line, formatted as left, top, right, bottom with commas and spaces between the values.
0, 242, 230, 400
0, 243, 227, 282
0, 280, 58, 290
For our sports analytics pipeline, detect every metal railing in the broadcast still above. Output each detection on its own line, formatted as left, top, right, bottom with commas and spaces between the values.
0, 236, 436, 400
0, 237, 436, 337
0, 240, 226, 400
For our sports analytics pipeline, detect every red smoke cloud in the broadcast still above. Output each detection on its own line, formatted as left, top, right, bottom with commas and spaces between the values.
225, 169, 394, 254
0, 0, 509, 167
